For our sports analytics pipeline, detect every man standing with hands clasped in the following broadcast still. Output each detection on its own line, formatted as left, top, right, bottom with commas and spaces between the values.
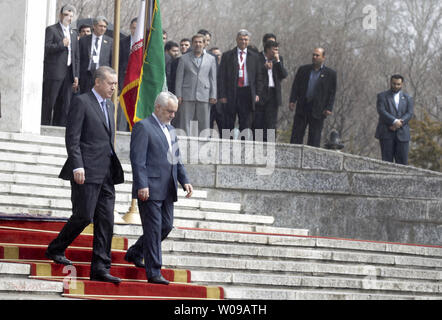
289, 48, 337, 147
46, 66, 124, 284
375, 74, 414, 165
124, 91, 193, 285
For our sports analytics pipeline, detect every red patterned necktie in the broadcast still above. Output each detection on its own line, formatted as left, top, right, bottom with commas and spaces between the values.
238, 51, 245, 87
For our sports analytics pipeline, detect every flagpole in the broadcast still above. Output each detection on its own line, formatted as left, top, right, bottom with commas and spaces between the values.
112, 0, 121, 136
112, 0, 126, 224
122, 0, 149, 225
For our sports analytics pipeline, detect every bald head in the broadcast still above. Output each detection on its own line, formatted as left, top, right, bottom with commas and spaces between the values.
312, 47, 326, 68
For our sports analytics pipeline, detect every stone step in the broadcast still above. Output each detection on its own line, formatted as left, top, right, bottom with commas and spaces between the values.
190, 270, 442, 296
0, 132, 65, 147
155, 228, 442, 258
0, 262, 64, 299
0, 179, 207, 202
161, 254, 441, 282
221, 286, 440, 300
159, 240, 442, 269
0, 172, 208, 199
0, 194, 241, 215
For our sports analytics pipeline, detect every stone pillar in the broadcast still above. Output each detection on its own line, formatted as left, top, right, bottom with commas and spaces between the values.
0, 0, 51, 134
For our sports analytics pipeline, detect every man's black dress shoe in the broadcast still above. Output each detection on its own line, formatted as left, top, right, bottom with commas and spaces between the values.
45, 250, 72, 265
90, 272, 121, 284
124, 251, 145, 268
148, 275, 169, 285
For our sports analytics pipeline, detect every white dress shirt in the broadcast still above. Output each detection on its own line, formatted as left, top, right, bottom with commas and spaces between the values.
59, 23, 71, 66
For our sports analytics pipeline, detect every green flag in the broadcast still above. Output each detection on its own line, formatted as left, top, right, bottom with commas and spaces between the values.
134, 0, 166, 123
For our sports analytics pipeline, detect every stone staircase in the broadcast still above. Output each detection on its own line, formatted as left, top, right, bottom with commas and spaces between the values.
0, 130, 441, 300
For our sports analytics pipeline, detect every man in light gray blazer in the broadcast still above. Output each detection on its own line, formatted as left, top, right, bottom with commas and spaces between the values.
175, 34, 217, 136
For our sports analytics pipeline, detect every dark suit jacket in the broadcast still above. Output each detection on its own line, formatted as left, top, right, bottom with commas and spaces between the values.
130, 116, 189, 201
118, 35, 131, 91
59, 91, 124, 185
289, 64, 337, 119
375, 90, 414, 142
257, 52, 288, 106
43, 23, 79, 81
219, 47, 264, 109
79, 34, 113, 85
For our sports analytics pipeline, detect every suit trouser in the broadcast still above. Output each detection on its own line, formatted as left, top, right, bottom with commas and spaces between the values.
41, 67, 74, 126
47, 169, 115, 274
128, 182, 175, 278
225, 87, 254, 134
253, 88, 278, 142
175, 100, 210, 136
210, 103, 225, 137
80, 71, 95, 94
290, 104, 324, 147
379, 137, 409, 165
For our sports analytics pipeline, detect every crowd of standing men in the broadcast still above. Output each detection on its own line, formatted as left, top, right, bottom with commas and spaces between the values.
42, 4, 414, 159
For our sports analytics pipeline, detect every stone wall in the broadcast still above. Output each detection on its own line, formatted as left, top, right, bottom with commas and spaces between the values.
176, 136, 442, 245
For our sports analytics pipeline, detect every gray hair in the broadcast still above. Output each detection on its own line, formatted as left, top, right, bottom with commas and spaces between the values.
237, 29, 251, 38
93, 66, 116, 82
93, 16, 109, 26
60, 4, 76, 15
155, 91, 178, 108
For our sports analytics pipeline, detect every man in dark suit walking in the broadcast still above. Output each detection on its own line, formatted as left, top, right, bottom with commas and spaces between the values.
41, 4, 79, 126
375, 74, 414, 165
79, 16, 113, 94
219, 29, 263, 138
46, 66, 124, 284
254, 40, 288, 142
124, 91, 193, 285
289, 48, 337, 147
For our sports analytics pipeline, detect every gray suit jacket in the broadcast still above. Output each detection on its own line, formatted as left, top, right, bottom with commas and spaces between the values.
375, 90, 414, 142
175, 52, 217, 102
130, 115, 189, 201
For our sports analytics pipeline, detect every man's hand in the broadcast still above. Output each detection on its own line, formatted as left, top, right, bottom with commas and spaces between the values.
219, 98, 227, 104
323, 110, 332, 116
184, 184, 193, 198
209, 98, 217, 105
255, 96, 260, 103
72, 77, 79, 92
265, 61, 273, 70
138, 188, 150, 201
73, 169, 85, 185
289, 102, 296, 111
63, 37, 70, 47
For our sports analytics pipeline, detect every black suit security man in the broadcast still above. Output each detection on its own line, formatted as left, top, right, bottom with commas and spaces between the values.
219, 29, 263, 137
79, 16, 113, 94
289, 48, 337, 147
375, 74, 414, 165
46, 66, 124, 284
254, 40, 288, 141
41, 4, 79, 126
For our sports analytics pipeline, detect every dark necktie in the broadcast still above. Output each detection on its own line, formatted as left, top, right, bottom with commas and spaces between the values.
90, 37, 99, 71
101, 100, 110, 129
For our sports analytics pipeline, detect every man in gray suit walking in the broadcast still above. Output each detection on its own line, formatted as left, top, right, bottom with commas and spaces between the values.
124, 91, 193, 285
175, 34, 217, 136
375, 74, 414, 165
